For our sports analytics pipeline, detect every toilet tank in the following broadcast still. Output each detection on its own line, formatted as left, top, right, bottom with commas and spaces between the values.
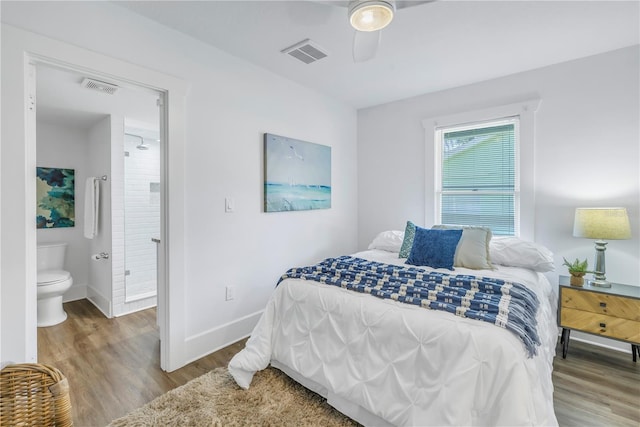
37, 242, 68, 271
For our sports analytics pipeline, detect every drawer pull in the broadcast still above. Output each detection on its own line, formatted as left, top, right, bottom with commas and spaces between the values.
599, 302, 607, 308
599, 322, 606, 328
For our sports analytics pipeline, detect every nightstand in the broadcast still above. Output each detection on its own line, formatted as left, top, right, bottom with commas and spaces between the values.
558, 275, 640, 361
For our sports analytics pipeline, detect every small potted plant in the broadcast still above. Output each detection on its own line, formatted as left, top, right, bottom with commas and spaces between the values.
562, 257, 592, 287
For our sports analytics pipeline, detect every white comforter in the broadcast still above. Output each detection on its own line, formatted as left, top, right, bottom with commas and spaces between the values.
229, 250, 558, 426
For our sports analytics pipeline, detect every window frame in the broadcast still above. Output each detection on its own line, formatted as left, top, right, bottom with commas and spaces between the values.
422, 99, 540, 239
434, 117, 521, 236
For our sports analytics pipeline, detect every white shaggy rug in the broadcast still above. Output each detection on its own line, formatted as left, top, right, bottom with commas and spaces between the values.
108, 367, 359, 426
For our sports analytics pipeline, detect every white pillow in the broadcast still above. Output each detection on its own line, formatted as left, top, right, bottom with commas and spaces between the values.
432, 225, 493, 270
490, 237, 555, 272
367, 230, 404, 253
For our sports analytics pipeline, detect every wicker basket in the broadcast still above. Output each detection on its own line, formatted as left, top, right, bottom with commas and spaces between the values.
0, 363, 73, 426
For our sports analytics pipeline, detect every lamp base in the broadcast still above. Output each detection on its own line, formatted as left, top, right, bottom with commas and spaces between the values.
589, 279, 612, 288
592, 241, 610, 288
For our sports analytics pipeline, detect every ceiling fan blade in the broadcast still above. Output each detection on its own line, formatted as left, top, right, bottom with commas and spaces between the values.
353, 30, 381, 62
396, 0, 434, 9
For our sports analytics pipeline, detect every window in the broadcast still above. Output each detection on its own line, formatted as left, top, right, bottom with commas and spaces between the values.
423, 99, 539, 239
435, 117, 520, 236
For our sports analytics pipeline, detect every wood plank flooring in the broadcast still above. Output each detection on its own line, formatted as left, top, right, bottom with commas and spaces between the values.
552, 339, 640, 426
37, 300, 245, 426
38, 299, 639, 426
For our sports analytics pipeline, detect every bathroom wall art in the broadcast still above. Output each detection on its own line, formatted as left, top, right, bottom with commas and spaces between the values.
264, 133, 331, 212
36, 167, 75, 228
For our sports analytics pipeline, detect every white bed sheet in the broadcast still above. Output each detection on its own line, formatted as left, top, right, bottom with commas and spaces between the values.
229, 250, 558, 426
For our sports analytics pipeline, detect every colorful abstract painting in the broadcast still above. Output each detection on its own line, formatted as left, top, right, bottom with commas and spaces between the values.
36, 167, 75, 228
264, 133, 331, 212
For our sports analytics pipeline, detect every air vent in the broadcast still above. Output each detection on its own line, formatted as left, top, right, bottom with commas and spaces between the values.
281, 39, 328, 64
81, 78, 119, 95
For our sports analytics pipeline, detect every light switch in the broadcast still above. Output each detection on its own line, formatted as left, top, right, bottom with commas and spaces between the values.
225, 197, 235, 213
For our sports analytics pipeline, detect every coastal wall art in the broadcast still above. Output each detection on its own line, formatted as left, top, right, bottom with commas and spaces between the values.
36, 167, 75, 228
264, 133, 331, 212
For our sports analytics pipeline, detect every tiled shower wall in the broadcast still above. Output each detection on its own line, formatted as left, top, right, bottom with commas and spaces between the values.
124, 134, 160, 300
112, 130, 160, 316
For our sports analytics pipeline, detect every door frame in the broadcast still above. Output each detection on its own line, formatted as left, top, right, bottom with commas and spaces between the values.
2, 26, 188, 371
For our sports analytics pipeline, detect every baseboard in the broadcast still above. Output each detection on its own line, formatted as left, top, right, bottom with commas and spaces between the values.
569, 331, 633, 354
86, 286, 112, 318
184, 310, 263, 366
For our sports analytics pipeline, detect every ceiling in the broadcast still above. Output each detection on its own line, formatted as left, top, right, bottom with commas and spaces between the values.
114, 0, 640, 109
36, 64, 160, 133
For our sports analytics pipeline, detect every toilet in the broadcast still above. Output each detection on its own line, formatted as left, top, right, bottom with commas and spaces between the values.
37, 242, 73, 327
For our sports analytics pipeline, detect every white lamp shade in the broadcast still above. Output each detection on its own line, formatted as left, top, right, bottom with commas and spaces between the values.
349, 0, 395, 32
573, 207, 631, 240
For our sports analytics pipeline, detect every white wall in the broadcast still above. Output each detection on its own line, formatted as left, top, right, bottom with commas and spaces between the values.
1, 2, 358, 367
86, 116, 114, 317
358, 46, 639, 349
36, 121, 90, 302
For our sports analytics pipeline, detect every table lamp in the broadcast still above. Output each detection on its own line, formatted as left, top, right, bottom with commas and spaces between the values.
573, 207, 631, 287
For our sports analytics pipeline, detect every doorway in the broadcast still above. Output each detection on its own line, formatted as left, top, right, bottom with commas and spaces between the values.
2, 29, 188, 369
33, 60, 166, 358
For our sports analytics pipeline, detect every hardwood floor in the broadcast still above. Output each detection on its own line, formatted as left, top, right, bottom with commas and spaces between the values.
37, 300, 245, 426
553, 340, 640, 426
38, 299, 639, 427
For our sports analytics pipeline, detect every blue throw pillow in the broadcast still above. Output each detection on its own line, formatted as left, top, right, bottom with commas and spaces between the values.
406, 227, 463, 270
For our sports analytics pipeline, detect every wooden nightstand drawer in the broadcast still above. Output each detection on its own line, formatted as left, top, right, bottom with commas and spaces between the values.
560, 307, 640, 343
561, 287, 640, 321
559, 277, 640, 360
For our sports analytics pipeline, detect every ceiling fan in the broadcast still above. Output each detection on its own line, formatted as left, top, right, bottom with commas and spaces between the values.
332, 0, 433, 62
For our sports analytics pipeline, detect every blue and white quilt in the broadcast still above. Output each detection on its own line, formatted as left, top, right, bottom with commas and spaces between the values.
279, 255, 541, 357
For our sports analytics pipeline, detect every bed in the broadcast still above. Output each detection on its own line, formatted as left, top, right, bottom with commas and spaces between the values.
229, 226, 558, 426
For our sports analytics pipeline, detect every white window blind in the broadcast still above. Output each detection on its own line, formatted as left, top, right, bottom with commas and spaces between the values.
436, 117, 519, 235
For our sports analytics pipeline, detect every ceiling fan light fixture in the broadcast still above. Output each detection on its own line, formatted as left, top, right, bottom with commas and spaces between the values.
349, 0, 395, 32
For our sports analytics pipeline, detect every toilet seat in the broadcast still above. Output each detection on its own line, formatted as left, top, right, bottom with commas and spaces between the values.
37, 269, 71, 286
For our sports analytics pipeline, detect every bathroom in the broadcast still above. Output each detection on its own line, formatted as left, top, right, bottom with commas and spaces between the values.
35, 63, 162, 327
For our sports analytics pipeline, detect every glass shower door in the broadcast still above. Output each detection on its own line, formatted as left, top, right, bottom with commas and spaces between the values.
124, 128, 161, 302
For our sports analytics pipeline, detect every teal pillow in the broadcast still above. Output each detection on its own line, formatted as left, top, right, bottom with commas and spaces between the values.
398, 221, 416, 258
406, 227, 463, 270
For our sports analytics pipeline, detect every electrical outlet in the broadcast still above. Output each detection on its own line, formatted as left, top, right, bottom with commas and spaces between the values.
225, 285, 235, 301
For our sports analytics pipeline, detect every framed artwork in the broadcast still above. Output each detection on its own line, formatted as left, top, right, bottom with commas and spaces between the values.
264, 133, 331, 212
36, 167, 75, 228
